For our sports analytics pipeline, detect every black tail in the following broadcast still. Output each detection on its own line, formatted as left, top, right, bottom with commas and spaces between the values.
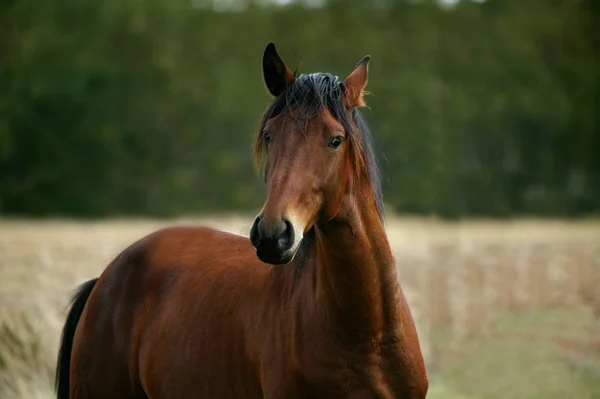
55, 278, 98, 399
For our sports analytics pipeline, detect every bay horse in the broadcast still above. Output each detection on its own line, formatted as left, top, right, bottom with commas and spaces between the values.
55, 43, 428, 398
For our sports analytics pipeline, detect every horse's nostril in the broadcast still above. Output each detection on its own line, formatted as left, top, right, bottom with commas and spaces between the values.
249, 216, 262, 248
276, 219, 295, 252
283, 219, 294, 240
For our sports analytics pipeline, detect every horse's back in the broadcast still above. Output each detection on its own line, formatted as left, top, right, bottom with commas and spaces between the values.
71, 226, 269, 398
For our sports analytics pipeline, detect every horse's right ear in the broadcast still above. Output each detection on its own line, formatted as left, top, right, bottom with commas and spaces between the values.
262, 42, 294, 97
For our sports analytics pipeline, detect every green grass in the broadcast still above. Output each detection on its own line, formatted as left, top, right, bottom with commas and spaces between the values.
430, 308, 600, 399
427, 383, 476, 399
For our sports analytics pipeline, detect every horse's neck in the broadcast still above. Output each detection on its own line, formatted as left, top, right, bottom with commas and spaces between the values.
312, 190, 404, 347
287, 192, 427, 397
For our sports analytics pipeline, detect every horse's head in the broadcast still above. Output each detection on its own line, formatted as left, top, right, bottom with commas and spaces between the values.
249, 42, 375, 265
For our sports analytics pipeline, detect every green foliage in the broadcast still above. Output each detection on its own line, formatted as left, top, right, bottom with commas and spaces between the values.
0, 0, 598, 217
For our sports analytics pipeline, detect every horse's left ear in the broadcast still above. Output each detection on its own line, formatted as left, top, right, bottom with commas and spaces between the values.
342, 55, 370, 109
263, 42, 295, 97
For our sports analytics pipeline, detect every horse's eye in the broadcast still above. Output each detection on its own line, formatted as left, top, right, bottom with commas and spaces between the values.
264, 132, 271, 144
328, 136, 344, 149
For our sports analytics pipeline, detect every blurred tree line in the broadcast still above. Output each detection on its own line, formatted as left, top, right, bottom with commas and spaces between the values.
0, 0, 598, 218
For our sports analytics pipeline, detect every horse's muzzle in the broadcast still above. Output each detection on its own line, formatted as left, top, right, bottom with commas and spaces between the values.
249, 216, 296, 265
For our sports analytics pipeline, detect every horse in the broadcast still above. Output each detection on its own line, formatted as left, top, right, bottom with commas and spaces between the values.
55, 42, 428, 399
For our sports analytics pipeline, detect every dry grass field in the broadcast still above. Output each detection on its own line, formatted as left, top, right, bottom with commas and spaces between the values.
1, 215, 599, 398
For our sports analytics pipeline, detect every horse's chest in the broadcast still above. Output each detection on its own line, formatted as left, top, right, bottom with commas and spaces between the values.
283, 349, 390, 398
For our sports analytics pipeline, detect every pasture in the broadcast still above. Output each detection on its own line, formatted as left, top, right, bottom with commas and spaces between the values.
1, 216, 599, 398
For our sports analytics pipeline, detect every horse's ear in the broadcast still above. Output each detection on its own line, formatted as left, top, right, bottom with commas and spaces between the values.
342, 55, 370, 109
262, 42, 294, 97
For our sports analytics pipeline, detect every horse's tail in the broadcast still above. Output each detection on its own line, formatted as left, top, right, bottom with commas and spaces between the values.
55, 278, 98, 399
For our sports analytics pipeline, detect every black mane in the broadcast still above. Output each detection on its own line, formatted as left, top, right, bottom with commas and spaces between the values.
257, 72, 384, 222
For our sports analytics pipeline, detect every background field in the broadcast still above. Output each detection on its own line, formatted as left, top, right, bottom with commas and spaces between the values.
1, 216, 599, 398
